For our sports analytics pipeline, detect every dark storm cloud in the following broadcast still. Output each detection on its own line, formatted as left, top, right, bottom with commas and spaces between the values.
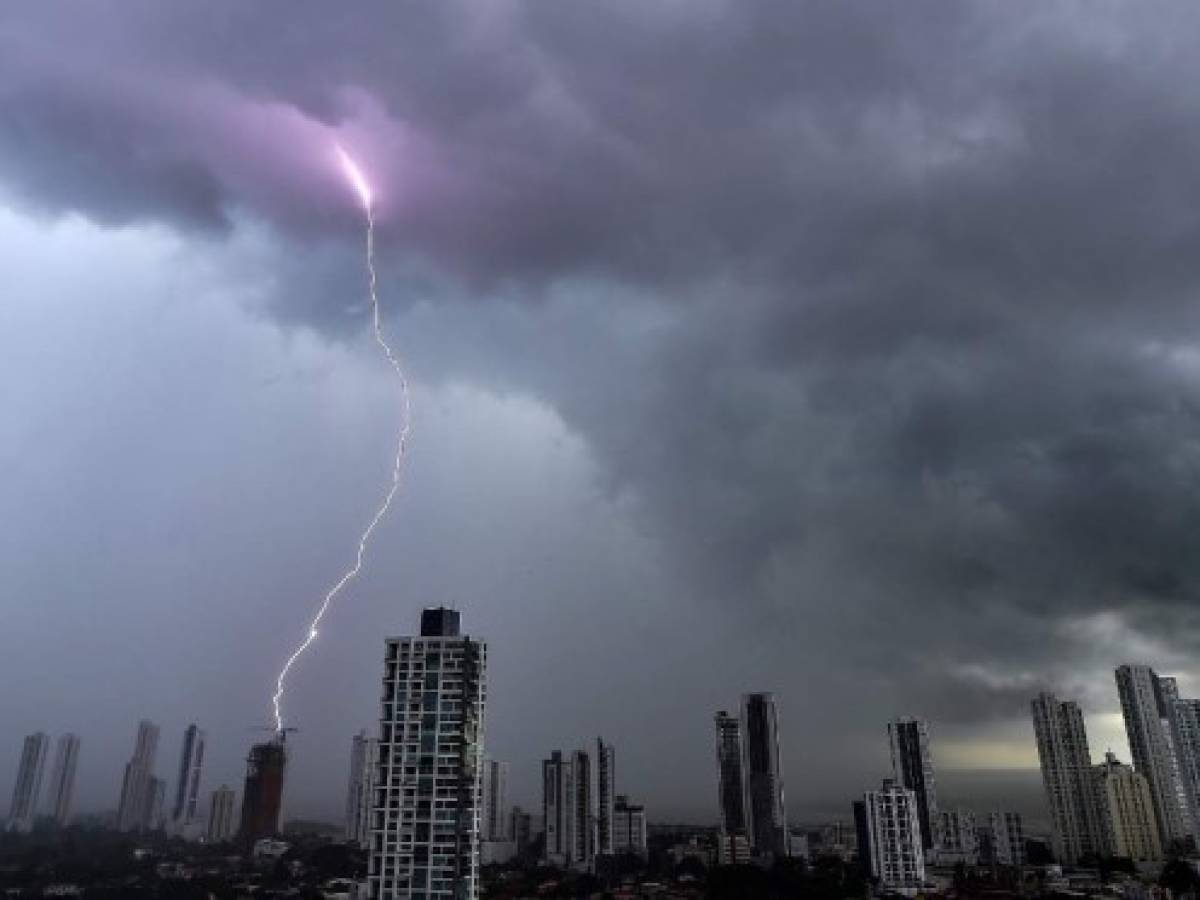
6, 0, 1200, 816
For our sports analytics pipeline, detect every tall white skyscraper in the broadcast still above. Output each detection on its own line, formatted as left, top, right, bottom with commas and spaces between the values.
741, 692, 787, 858
854, 779, 926, 894
367, 608, 488, 900
116, 719, 160, 833
46, 734, 81, 827
7, 732, 50, 833
596, 738, 615, 856
207, 785, 237, 843
1031, 692, 1103, 862
1115, 665, 1192, 848
480, 758, 509, 842
171, 724, 205, 832
888, 717, 939, 852
346, 730, 379, 845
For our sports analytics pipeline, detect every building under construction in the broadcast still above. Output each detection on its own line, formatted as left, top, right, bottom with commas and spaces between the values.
239, 733, 288, 851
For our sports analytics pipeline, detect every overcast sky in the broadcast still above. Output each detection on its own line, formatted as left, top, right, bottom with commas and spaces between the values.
4, 2, 1200, 827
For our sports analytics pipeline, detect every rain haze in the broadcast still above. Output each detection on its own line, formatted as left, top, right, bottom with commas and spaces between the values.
4, 2, 1200, 830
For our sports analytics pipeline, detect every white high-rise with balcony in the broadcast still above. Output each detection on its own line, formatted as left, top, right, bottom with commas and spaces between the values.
367, 608, 487, 900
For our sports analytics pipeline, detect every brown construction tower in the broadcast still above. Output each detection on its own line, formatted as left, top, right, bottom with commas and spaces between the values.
238, 733, 288, 851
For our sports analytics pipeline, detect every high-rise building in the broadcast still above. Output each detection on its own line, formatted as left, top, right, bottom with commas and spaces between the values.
480, 758, 509, 842
171, 724, 206, 833
367, 607, 488, 900
1093, 752, 1162, 862
116, 720, 160, 833
1115, 665, 1192, 849
510, 806, 533, 856
714, 710, 747, 842
1031, 692, 1103, 862
544, 751, 574, 867
543, 749, 594, 871
144, 776, 166, 831
936, 809, 978, 864
980, 811, 1025, 866
239, 736, 288, 850
7, 732, 50, 833
46, 734, 80, 827
596, 738, 615, 856
571, 749, 594, 867
207, 785, 237, 844
855, 779, 926, 895
346, 730, 378, 845
741, 693, 787, 858
888, 718, 939, 852
612, 795, 647, 858
1169, 698, 1200, 838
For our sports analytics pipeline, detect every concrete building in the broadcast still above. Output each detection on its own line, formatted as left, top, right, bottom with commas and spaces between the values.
239, 736, 288, 850
1167, 696, 1200, 839
366, 607, 488, 900
207, 785, 237, 843
714, 710, 748, 853
543, 749, 595, 871
980, 811, 1025, 866
116, 720, 160, 833
345, 731, 378, 845
7, 732, 50, 833
716, 831, 751, 865
171, 724, 205, 833
937, 808, 978, 865
480, 758, 508, 842
46, 734, 80, 828
1115, 665, 1191, 848
1093, 752, 1162, 862
510, 806, 533, 856
741, 693, 787, 858
611, 795, 647, 858
596, 738, 615, 856
888, 718, 940, 853
1031, 692, 1104, 863
145, 777, 166, 831
543, 751, 574, 868
855, 780, 926, 895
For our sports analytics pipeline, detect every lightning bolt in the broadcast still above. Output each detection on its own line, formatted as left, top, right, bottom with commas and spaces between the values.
270, 144, 410, 732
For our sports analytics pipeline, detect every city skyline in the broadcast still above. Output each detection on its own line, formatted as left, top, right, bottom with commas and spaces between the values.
7, 1, 1200, 828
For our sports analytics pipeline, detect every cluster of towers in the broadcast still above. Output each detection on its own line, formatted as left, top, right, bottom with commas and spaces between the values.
1032, 663, 1200, 865
540, 737, 647, 871
713, 693, 788, 864
4, 715, 277, 849
5, 732, 79, 833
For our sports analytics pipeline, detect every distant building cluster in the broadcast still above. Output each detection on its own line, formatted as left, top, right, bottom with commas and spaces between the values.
1031, 664, 1200, 866
13, 620, 1200, 900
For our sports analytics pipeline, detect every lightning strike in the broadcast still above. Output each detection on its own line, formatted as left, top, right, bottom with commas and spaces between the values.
270, 143, 411, 732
